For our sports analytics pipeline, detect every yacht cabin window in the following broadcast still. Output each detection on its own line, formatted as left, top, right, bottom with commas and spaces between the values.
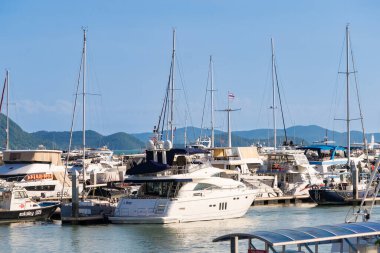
143, 181, 182, 198
194, 183, 220, 191
13, 191, 28, 199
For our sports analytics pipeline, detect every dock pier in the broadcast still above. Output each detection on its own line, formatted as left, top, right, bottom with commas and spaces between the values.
253, 195, 313, 206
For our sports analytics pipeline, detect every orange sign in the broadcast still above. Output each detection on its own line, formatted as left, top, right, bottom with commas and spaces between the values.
25, 173, 53, 181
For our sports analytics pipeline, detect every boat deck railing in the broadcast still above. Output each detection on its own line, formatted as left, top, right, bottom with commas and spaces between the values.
141, 163, 210, 177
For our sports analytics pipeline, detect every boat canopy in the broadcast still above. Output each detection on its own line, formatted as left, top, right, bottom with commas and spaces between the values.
126, 160, 170, 175
3, 150, 63, 165
299, 145, 346, 151
124, 178, 193, 183
146, 148, 209, 166
213, 221, 380, 247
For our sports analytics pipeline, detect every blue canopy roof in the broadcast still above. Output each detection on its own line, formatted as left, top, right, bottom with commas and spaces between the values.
299, 145, 346, 151
213, 221, 380, 247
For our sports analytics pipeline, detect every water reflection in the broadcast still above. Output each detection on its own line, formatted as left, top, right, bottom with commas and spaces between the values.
0, 206, 379, 252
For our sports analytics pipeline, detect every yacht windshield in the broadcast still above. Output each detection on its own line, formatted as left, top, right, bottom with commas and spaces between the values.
14, 191, 28, 199
138, 181, 183, 198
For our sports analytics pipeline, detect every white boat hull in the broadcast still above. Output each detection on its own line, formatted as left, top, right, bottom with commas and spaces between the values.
109, 191, 255, 224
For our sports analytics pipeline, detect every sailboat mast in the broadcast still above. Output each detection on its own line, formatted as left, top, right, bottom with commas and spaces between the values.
210, 55, 215, 148
184, 116, 187, 147
346, 25, 351, 165
170, 29, 176, 143
6, 70, 9, 150
271, 38, 277, 151
82, 28, 87, 191
227, 92, 231, 147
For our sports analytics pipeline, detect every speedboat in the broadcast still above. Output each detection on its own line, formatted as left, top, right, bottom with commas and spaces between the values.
109, 141, 257, 224
0, 185, 59, 223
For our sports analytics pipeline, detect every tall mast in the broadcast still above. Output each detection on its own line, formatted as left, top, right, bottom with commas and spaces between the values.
210, 55, 215, 148
184, 116, 187, 147
227, 93, 231, 147
82, 28, 87, 194
170, 29, 176, 143
346, 25, 351, 165
6, 70, 9, 150
271, 38, 277, 151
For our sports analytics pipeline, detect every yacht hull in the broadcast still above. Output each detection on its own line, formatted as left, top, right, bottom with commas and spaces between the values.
109, 192, 255, 224
309, 188, 368, 205
0, 204, 60, 223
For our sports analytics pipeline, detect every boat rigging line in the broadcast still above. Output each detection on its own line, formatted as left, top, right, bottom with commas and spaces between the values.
271, 38, 288, 146
60, 29, 85, 201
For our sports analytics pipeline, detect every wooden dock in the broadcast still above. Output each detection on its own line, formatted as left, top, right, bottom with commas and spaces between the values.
252, 195, 313, 206
252, 196, 380, 206
345, 197, 380, 205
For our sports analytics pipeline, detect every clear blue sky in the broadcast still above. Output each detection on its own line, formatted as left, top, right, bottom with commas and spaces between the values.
1, 0, 380, 135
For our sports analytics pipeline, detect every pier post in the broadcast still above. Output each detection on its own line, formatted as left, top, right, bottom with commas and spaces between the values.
351, 161, 358, 200
72, 171, 79, 220
230, 236, 238, 253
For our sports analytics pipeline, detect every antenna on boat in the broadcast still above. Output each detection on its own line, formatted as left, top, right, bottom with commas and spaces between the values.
217, 92, 240, 148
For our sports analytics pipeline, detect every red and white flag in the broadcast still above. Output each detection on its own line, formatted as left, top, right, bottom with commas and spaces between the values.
228, 92, 235, 100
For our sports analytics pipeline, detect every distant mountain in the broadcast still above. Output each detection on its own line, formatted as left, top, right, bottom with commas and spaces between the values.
234, 125, 367, 146
0, 113, 374, 150
132, 127, 224, 146
131, 126, 308, 147
0, 114, 50, 149
131, 125, 371, 147
31, 130, 144, 150
0, 114, 144, 150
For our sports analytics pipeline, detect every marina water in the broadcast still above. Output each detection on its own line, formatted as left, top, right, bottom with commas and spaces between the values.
2, 204, 380, 252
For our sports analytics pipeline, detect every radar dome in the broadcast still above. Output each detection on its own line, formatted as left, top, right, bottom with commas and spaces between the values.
164, 140, 173, 150
146, 140, 155, 150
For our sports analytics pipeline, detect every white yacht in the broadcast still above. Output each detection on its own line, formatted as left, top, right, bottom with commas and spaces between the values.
210, 146, 283, 198
261, 150, 324, 196
0, 150, 73, 198
298, 145, 350, 174
109, 141, 257, 224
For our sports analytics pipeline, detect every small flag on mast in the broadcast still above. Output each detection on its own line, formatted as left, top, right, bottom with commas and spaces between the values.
228, 92, 235, 100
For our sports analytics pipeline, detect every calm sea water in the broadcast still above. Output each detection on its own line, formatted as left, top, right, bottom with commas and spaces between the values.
1, 204, 380, 253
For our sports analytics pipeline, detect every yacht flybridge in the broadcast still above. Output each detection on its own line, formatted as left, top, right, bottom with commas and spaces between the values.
0, 150, 73, 198
109, 140, 257, 224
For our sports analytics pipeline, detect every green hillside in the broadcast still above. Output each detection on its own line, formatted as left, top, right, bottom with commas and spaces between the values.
0, 113, 372, 150
0, 114, 144, 150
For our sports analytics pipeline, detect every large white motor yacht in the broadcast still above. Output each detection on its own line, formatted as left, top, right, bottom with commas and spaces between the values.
210, 146, 283, 198
0, 150, 73, 198
261, 150, 324, 196
109, 141, 257, 224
